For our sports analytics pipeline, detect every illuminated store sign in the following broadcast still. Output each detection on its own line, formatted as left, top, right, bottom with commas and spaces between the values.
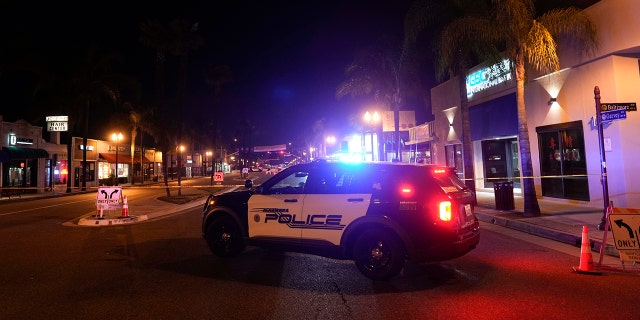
9, 133, 34, 145
46, 115, 69, 132
466, 59, 512, 97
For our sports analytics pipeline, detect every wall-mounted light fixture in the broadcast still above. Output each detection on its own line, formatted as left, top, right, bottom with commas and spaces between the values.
449, 122, 453, 127
548, 97, 557, 106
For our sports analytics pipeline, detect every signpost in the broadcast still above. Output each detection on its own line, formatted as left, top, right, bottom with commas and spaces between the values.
594, 88, 634, 230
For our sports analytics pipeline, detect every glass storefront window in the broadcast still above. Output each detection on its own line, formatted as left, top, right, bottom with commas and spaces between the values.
537, 121, 588, 201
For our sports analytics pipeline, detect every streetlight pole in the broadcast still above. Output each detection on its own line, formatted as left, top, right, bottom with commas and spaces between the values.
178, 145, 185, 196
111, 132, 123, 185
205, 151, 212, 184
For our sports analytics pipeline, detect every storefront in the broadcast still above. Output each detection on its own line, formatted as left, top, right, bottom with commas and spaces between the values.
469, 93, 520, 188
1, 118, 66, 194
430, 0, 640, 208
405, 122, 434, 164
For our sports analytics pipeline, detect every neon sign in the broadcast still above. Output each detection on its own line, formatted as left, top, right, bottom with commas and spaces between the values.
466, 59, 512, 97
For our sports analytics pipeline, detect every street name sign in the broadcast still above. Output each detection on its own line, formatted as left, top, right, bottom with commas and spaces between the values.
601, 102, 636, 112
600, 108, 626, 123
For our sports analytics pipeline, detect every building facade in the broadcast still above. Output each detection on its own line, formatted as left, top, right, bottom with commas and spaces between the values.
0, 117, 67, 193
431, 0, 640, 209
70, 136, 163, 187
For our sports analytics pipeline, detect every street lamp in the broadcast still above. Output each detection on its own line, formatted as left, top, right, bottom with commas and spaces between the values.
364, 111, 380, 161
177, 145, 185, 196
325, 135, 336, 158
205, 151, 212, 184
111, 132, 123, 185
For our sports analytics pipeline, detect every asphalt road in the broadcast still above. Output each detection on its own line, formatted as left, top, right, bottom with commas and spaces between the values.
1, 182, 637, 319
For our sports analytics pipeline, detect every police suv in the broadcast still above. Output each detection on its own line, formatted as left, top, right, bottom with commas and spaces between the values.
202, 160, 479, 280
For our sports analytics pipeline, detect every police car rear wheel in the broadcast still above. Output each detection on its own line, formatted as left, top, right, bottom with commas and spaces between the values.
206, 216, 245, 257
353, 228, 406, 280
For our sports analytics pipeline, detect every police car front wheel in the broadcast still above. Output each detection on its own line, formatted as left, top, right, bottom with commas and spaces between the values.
206, 216, 245, 258
353, 228, 406, 280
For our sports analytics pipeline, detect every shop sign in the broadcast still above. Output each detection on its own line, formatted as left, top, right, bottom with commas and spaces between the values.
46, 115, 68, 132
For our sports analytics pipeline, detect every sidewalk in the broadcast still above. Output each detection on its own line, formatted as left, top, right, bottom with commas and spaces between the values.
475, 190, 626, 257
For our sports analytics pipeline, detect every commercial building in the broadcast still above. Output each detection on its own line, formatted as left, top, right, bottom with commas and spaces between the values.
430, 0, 639, 209
0, 116, 66, 194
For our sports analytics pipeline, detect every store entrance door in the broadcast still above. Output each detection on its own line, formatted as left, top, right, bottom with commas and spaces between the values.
481, 138, 520, 188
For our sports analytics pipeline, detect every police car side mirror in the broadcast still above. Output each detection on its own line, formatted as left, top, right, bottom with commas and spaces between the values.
245, 179, 253, 189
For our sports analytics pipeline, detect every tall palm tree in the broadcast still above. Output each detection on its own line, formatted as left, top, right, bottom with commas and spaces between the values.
68, 47, 137, 191
140, 19, 203, 197
412, 0, 598, 216
493, 0, 597, 216
121, 102, 154, 184
406, 0, 499, 194
140, 19, 173, 197
168, 19, 203, 196
204, 63, 233, 178
336, 34, 423, 162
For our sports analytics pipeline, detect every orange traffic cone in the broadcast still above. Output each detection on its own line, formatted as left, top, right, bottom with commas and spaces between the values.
572, 225, 601, 275
121, 195, 129, 218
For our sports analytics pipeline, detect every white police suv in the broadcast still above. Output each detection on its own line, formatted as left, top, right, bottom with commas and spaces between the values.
202, 160, 479, 280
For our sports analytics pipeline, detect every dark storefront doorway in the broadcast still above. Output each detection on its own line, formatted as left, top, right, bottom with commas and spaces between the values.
536, 121, 589, 201
481, 138, 520, 188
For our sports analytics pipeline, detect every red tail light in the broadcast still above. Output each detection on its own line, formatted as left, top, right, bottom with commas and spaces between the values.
439, 201, 452, 221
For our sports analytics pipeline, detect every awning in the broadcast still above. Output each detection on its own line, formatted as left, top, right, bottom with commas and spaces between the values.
2, 146, 49, 159
99, 153, 152, 164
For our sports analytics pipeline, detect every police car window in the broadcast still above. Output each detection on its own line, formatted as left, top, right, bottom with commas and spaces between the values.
344, 168, 376, 194
305, 168, 344, 194
266, 171, 308, 194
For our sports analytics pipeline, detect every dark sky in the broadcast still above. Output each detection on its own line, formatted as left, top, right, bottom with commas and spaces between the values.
1, 0, 600, 147
1, 0, 415, 147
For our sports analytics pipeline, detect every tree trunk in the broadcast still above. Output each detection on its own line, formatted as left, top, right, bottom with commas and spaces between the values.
515, 49, 541, 216
458, 76, 476, 193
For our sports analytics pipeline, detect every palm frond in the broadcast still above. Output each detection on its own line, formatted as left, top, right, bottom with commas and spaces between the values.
524, 20, 559, 73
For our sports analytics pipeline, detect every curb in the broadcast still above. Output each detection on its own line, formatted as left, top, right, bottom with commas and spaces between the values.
77, 214, 149, 226
475, 211, 620, 258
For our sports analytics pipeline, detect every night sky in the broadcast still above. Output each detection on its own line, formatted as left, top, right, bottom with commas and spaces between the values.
1, 0, 600, 147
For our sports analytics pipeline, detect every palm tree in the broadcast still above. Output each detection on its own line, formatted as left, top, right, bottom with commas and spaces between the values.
405, 0, 499, 194
204, 63, 233, 179
494, 0, 597, 216
412, 0, 598, 216
140, 19, 203, 197
336, 34, 423, 162
67, 47, 137, 191
122, 102, 155, 184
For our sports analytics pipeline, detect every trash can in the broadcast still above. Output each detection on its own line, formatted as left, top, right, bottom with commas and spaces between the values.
494, 181, 515, 210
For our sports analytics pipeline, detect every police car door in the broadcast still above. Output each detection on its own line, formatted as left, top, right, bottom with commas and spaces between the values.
247, 170, 308, 240
301, 166, 371, 245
